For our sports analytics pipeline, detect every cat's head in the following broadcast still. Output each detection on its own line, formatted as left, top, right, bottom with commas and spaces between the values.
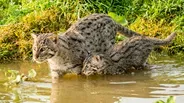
82, 54, 107, 76
31, 33, 58, 63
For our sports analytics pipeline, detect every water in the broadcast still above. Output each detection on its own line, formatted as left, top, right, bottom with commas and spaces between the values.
0, 56, 184, 103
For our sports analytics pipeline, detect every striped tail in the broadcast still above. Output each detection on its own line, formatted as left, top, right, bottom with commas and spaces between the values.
116, 23, 142, 37
152, 32, 176, 45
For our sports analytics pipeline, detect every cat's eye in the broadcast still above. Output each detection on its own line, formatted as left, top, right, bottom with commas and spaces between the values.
40, 48, 46, 52
92, 68, 97, 71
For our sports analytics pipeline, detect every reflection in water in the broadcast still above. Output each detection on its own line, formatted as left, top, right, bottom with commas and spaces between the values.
0, 56, 184, 103
50, 72, 184, 103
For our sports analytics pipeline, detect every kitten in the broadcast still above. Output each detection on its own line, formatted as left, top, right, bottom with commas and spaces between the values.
82, 32, 176, 76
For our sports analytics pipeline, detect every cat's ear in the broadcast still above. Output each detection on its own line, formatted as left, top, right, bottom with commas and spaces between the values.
49, 35, 58, 44
31, 33, 39, 39
94, 55, 101, 62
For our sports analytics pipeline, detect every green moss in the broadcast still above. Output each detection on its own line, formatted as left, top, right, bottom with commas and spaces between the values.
0, 0, 184, 61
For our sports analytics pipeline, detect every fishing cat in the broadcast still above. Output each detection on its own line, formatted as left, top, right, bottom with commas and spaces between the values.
32, 13, 141, 79
82, 32, 176, 76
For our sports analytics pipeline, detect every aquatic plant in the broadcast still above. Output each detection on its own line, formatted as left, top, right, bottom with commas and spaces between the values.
155, 96, 175, 103
3, 69, 37, 86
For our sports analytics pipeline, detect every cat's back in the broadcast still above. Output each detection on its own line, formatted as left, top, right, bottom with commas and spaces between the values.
72, 13, 114, 31
63, 13, 117, 54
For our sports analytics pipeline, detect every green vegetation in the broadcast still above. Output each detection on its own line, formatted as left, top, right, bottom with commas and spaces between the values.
3, 69, 36, 86
0, 0, 184, 61
155, 96, 175, 103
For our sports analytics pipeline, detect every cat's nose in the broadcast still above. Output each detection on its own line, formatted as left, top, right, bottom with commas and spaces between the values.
32, 56, 37, 61
35, 53, 39, 59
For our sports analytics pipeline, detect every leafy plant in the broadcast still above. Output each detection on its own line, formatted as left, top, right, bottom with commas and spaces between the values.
3, 69, 37, 86
0, 0, 183, 61
108, 12, 128, 26
155, 96, 175, 103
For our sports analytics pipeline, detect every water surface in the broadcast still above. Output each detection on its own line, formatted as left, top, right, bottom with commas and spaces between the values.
0, 56, 184, 103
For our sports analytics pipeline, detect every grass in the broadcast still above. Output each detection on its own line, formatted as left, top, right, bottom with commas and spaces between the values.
0, 0, 184, 61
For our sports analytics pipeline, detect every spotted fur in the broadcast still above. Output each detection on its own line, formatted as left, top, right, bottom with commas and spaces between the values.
32, 13, 142, 79
82, 32, 176, 76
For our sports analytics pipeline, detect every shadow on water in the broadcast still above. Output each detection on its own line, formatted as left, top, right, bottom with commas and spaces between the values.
0, 56, 184, 103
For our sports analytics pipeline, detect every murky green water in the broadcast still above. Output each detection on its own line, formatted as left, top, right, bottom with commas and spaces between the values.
0, 56, 184, 103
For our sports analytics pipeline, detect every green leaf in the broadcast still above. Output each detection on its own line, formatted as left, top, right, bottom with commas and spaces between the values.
28, 69, 37, 78
167, 96, 175, 103
108, 12, 128, 26
116, 35, 126, 41
155, 100, 165, 103
7, 70, 19, 74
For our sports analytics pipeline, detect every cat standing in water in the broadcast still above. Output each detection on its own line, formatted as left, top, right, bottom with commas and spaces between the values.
82, 32, 176, 76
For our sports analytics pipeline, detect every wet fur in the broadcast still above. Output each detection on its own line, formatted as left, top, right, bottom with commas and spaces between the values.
32, 13, 141, 79
82, 32, 176, 76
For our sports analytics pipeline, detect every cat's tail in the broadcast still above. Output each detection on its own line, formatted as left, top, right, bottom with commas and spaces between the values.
152, 32, 176, 45
116, 23, 142, 37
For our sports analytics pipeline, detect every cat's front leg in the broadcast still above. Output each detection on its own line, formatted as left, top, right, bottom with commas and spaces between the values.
51, 70, 60, 83
51, 70, 65, 83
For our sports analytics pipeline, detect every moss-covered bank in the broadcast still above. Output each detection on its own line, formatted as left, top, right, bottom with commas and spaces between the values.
0, 0, 183, 61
